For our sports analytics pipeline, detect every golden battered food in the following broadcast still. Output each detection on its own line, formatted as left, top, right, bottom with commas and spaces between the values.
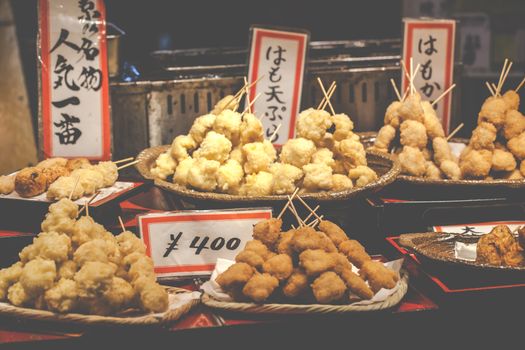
280, 138, 316, 168
421, 101, 445, 139
460, 148, 493, 178
311, 148, 335, 168
470, 122, 497, 150
213, 109, 242, 145
42, 166, 70, 187
359, 260, 399, 293
187, 158, 220, 191
507, 132, 525, 159
240, 113, 264, 144
139, 283, 169, 313
236, 250, 265, 269
193, 131, 232, 163
15, 167, 48, 197
58, 261, 77, 280
37, 158, 68, 169
45, 278, 78, 313
70, 168, 104, 195
242, 273, 279, 302
0, 262, 23, 300
116, 231, 147, 257
318, 220, 348, 246
425, 161, 443, 180
384, 101, 402, 128
503, 90, 520, 110
336, 139, 367, 169
311, 271, 346, 303
347, 166, 378, 187
302, 163, 333, 191
373, 125, 396, 151
291, 227, 336, 253
276, 230, 295, 256
262, 254, 293, 280
46, 176, 84, 201
478, 96, 507, 128
0, 175, 15, 195
299, 249, 335, 276
331, 113, 354, 141
211, 95, 240, 115
398, 93, 424, 123
242, 142, 276, 174
171, 135, 196, 161
398, 146, 426, 177
173, 157, 195, 187
151, 152, 177, 180
253, 219, 282, 248
432, 137, 456, 165
216, 262, 254, 291
492, 149, 517, 172
439, 160, 461, 180
338, 240, 371, 268
476, 225, 524, 267
330, 252, 353, 274
296, 108, 332, 145
65, 158, 91, 171
189, 114, 216, 144
282, 268, 308, 298
269, 163, 303, 195
503, 110, 525, 140
7, 282, 31, 307
74, 261, 115, 298
239, 171, 273, 196
331, 174, 354, 191
20, 258, 56, 296
229, 146, 244, 165
400, 120, 428, 149
216, 159, 244, 194
339, 269, 374, 300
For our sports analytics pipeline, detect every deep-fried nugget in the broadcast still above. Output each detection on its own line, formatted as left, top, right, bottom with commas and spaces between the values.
384, 101, 402, 128
359, 260, 399, 293
398, 146, 427, 176
15, 167, 48, 198
216, 263, 254, 291
338, 240, 371, 268
299, 249, 335, 276
58, 260, 77, 280
422, 101, 445, 139
262, 254, 293, 280
0, 262, 23, 300
311, 271, 346, 303
235, 250, 265, 269
104, 277, 135, 311
44, 278, 78, 313
398, 93, 424, 123
503, 109, 525, 140
492, 149, 517, 172
7, 282, 31, 307
19, 258, 56, 296
282, 268, 309, 298
440, 160, 461, 180
242, 273, 279, 302
74, 261, 115, 298
116, 231, 147, 257
476, 225, 524, 267
276, 230, 295, 255
347, 166, 378, 187
373, 125, 396, 151
470, 122, 497, 150
330, 253, 353, 274
128, 256, 155, 282
503, 90, 520, 110
400, 120, 428, 149
339, 269, 374, 300
252, 218, 282, 248
0, 175, 15, 195
291, 226, 335, 253
318, 220, 348, 246
244, 240, 271, 259
139, 283, 169, 313
460, 148, 493, 178
508, 132, 525, 160
478, 96, 507, 128
23, 231, 71, 263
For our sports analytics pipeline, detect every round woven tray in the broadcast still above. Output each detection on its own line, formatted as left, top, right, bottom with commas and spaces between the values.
201, 270, 408, 315
359, 132, 525, 189
0, 287, 199, 327
135, 145, 400, 204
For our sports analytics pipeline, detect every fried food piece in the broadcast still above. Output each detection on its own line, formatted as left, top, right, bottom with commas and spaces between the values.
302, 163, 333, 191
470, 122, 497, 150
373, 125, 396, 152
330, 252, 353, 274
93, 161, 119, 187
384, 101, 402, 128
276, 230, 295, 255
339, 269, 374, 300
65, 158, 91, 171
242, 142, 275, 174
240, 113, 264, 144
318, 220, 348, 246
331, 174, 353, 191
229, 146, 244, 165
432, 137, 455, 165
151, 151, 177, 180
292, 227, 336, 253
331, 113, 354, 141
311, 148, 335, 168
216, 159, 244, 194
0, 175, 15, 195
503, 169, 524, 180
7, 282, 31, 307
503, 90, 520, 110
42, 166, 70, 187
492, 149, 517, 172
503, 110, 525, 140
189, 114, 216, 144
20, 258, 56, 296
269, 163, 303, 195
103, 277, 135, 311
25, 231, 72, 263
478, 96, 507, 128
170, 135, 196, 162
359, 260, 399, 293
347, 165, 378, 187
422, 148, 433, 161
338, 240, 371, 268
70, 168, 104, 195
236, 250, 265, 269
296, 108, 332, 145
422, 101, 445, 138
71, 216, 107, 247
173, 157, 195, 187
42, 198, 78, 229
241, 273, 279, 303
193, 131, 232, 163
440, 160, 461, 180
15, 167, 48, 197
46, 176, 84, 201
74, 261, 115, 298
211, 95, 240, 115
460, 148, 493, 178
262, 254, 293, 280
74, 239, 120, 266
239, 171, 273, 196
213, 109, 242, 145
476, 225, 524, 267
253, 218, 281, 248
128, 256, 155, 282
139, 283, 169, 313
44, 278, 78, 313
0, 262, 23, 300
244, 239, 272, 259
508, 132, 525, 160
37, 158, 68, 169
299, 249, 336, 276
311, 271, 346, 303
116, 231, 147, 257
398, 93, 424, 123
400, 120, 428, 149
187, 158, 220, 191
336, 139, 367, 169
282, 268, 309, 298
280, 138, 316, 168
425, 161, 443, 180
58, 261, 77, 280
519, 226, 525, 250
398, 146, 427, 176
216, 263, 254, 291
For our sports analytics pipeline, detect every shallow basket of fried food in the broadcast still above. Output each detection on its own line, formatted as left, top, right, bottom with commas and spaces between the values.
0, 286, 199, 327
136, 146, 399, 207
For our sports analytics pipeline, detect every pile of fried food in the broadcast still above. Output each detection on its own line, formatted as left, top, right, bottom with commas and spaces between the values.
216, 218, 399, 304
370, 62, 461, 180
0, 198, 168, 315
150, 81, 378, 196
0, 156, 134, 200
476, 225, 525, 267
458, 60, 525, 180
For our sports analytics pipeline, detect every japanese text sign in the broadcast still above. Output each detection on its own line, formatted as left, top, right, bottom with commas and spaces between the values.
402, 18, 455, 133
247, 27, 309, 146
138, 208, 272, 278
38, 0, 111, 160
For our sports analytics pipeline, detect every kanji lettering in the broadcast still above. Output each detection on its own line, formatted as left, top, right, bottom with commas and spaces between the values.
54, 113, 82, 145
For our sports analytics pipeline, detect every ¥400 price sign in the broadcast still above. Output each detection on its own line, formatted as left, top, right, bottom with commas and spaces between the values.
138, 209, 272, 278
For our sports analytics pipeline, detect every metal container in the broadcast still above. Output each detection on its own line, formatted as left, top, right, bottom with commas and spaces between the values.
110, 39, 462, 159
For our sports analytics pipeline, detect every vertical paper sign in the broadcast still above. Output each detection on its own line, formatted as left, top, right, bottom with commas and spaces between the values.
138, 209, 272, 278
38, 0, 111, 160
247, 27, 309, 146
402, 18, 455, 133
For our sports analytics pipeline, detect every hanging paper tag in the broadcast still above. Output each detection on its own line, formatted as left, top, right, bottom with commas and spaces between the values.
402, 18, 455, 133
246, 26, 309, 146
38, 0, 111, 160
138, 208, 272, 278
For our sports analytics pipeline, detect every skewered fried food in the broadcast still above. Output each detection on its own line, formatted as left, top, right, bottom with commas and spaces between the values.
311, 148, 335, 168
36, 158, 68, 169
276, 230, 295, 255
0, 175, 15, 195
242, 142, 276, 174
253, 218, 282, 248
262, 254, 293, 280
400, 120, 427, 149
193, 131, 232, 163
44, 278, 78, 313
291, 226, 336, 253
476, 225, 524, 267
242, 273, 279, 302
397, 146, 427, 177
421, 101, 445, 139
171, 135, 196, 161
15, 167, 48, 197
507, 132, 525, 159
439, 160, 461, 180
384, 101, 402, 128
398, 92, 424, 123
470, 122, 497, 150
216, 262, 254, 291
339, 269, 374, 300
492, 149, 517, 172
7, 282, 31, 307
359, 260, 399, 293
213, 109, 242, 145
0, 263, 23, 300
187, 158, 220, 191
189, 114, 216, 144
269, 163, 303, 195
503, 90, 520, 110
373, 125, 396, 152
65, 158, 91, 171
150, 151, 177, 180
331, 174, 354, 191
338, 240, 371, 268
347, 165, 379, 187
19, 258, 57, 296
173, 157, 195, 187
296, 108, 332, 146
239, 171, 274, 196
311, 271, 346, 303
299, 249, 336, 276
459, 148, 493, 178
336, 139, 367, 169
425, 161, 443, 180
302, 163, 333, 191
478, 96, 507, 128
42, 166, 70, 187
211, 95, 240, 115
318, 220, 348, 246
240, 113, 264, 144
235, 250, 265, 269
331, 113, 354, 141
216, 159, 244, 194
280, 138, 316, 168
138, 283, 169, 313
503, 110, 525, 140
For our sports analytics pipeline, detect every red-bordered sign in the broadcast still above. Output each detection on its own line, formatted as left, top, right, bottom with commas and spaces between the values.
138, 209, 272, 277
402, 19, 455, 133
247, 27, 309, 146
39, 0, 111, 160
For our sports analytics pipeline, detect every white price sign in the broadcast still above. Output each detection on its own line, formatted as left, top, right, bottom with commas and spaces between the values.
433, 221, 525, 235
38, 0, 111, 160
402, 18, 455, 133
138, 209, 272, 278
247, 27, 309, 146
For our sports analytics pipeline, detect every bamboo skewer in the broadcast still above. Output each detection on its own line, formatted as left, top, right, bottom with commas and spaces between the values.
500, 61, 513, 93
113, 157, 134, 165
303, 205, 320, 225
321, 84, 337, 110
241, 93, 261, 116
243, 77, 251, 114
287, 196, 304, 227
296, 195, 321, 221
495, 59, 509, 96
276, 188, 299, 219
269, 124, 282, 143
446, 123, 464, 141
117, 160, 140, 171
220, 75, 264, 113
317, 78, 336, 115
516, 75, 525, 92
69, 177, 80, 201
390, 79, 402, 101
485, 81, 496, 96
317, 82, 336, 110
400, 60, 411, 83
118, 216, 126, 233
431, 83, 456, 107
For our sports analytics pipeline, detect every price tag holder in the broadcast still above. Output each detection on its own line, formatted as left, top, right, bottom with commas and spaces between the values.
38, 0, 111, 160
246, 26, 309, 146
402, 18, 456, 133
433, 221, 525, 235
138, 208, 272, 278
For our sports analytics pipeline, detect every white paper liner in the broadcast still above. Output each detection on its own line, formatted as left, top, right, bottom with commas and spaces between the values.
455, 242, 477, 261
150, 291, 201, 319
201, 258, 404, 306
